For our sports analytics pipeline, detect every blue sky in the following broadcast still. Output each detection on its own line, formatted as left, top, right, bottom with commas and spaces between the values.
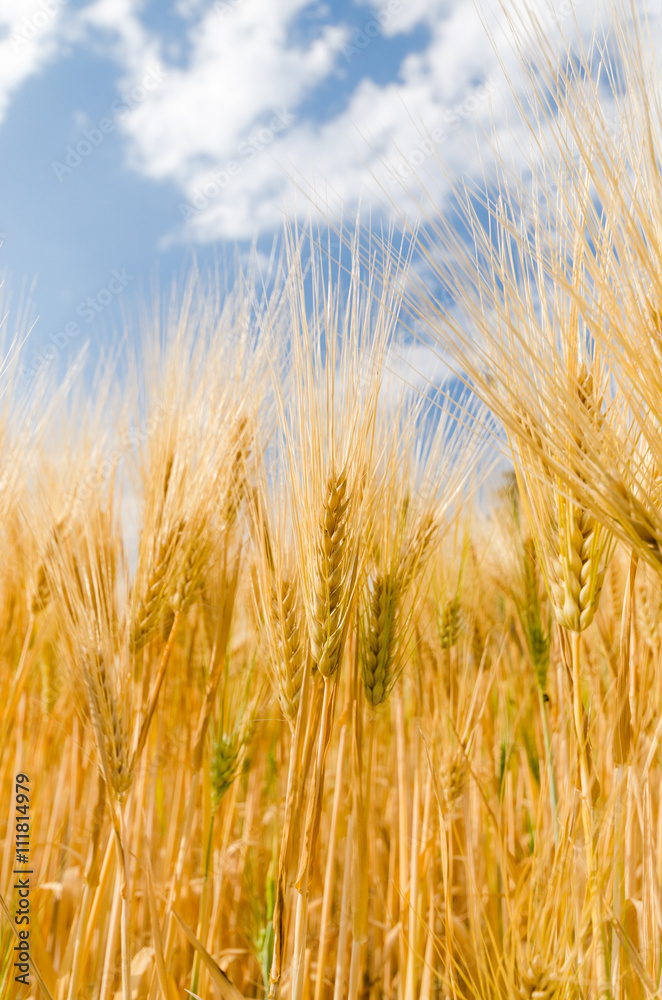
0, 0, 611, 388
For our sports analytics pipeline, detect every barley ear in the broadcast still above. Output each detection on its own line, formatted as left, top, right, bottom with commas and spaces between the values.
362, 572, 399, 707
271, 577, 306, 731
438, 596, 463, 650
311, 468, 352, 680
550, 499, 606, 633
210, 730, 242, 812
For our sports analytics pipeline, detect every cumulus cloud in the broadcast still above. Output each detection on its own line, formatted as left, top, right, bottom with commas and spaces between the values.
119, 1, 347, 181
2, 0, 653, 246
75, 0, 159, 71
109, 0, 514, 243
0, 0, 70, 124
0, 0, 160, 127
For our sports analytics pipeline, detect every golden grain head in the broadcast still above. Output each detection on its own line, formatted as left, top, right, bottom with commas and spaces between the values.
549, 501, 608, 633
515, 954, 563, 1000
271, 575, 306, 729
311, 467, 352, 680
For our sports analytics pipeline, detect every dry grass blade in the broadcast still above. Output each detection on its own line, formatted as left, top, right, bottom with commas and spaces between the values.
172, 910, 245, 1000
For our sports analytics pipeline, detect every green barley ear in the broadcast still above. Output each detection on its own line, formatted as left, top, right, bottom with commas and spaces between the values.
210, 652, 261, 812
361, 572, 399, 707
240, 839, 277, 996
502, 474, 552, 689
520, 538, 551, 692
361, 491, 447, 708
210, 729, 242, 812
527, 617, 551, 692
438, 596, 463, 650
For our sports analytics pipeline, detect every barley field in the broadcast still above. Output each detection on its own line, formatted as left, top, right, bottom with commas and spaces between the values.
2, 3, 662, 1000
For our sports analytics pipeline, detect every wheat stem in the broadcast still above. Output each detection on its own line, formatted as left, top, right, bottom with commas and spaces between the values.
313, 714, 348, 1000
612, 552, 638, 997
292, 678, 333, 1000
99, 868, 122, 1000
268, 652, 316, 1000
332, 812, 354, 1000
394, 691, 409, 980
404, 723, 421, 1000
152, 551, 239, 998
190, 805, 215, 996
347, 704, 371, 1000
570, 631, 609, 998
538, 686, 559, 843
115, 819, 132, 1000
67, 770, 105, 1000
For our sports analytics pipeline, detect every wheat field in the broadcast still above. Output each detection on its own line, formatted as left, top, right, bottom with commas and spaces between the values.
2, 3, 662, 999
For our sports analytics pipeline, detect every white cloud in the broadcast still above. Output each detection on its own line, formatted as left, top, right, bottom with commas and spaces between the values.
0, 0, 69, 124
111, 0, 514, 243
363, 0, 445, 35
0, 0, 161, 128
2, 0, 652, 248
119, 1, 347, 182
73, 0, 164, 83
